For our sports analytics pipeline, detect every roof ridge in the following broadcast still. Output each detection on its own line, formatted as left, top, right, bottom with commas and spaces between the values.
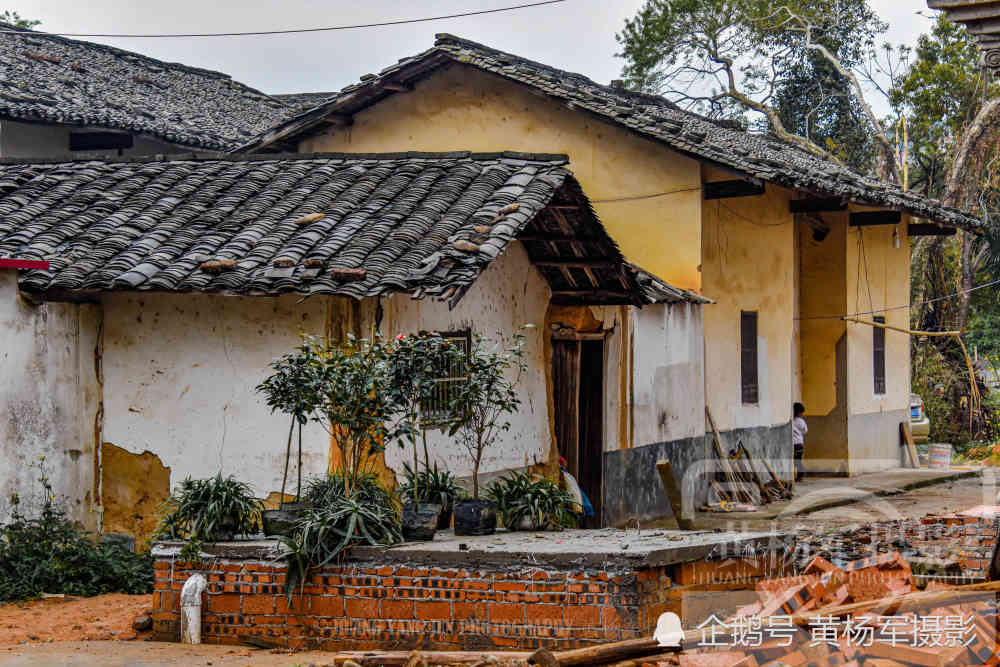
0, 150, 571, 166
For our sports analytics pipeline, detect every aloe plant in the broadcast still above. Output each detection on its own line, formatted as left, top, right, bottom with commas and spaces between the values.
486, 472, 577, 530
155, 474, 263, 541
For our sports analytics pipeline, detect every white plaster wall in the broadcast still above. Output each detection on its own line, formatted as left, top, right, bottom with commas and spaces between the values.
631, 302, 706, 447
0, 271, 100, 527
381, 242, 552, 478
0, 120, 193, 158
99, 292, 331, 497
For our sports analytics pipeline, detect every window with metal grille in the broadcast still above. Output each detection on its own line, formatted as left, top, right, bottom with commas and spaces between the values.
873, 316, 886, 395
421, 329, 471, 426
740, 311, 759, 405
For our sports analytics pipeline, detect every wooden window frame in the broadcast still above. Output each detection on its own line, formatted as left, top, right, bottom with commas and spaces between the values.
873, 316, 886, 395
420, 328, 472, 428
740, 311, 759, 405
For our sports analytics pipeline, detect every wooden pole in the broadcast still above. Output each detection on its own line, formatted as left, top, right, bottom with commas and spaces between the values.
656, 459, 696, 530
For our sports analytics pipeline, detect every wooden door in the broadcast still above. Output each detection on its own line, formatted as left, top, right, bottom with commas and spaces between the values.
552, 337, 604, 526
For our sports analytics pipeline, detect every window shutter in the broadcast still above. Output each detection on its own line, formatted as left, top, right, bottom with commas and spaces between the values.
873, 316, 886, 395
740, 311, 759, 405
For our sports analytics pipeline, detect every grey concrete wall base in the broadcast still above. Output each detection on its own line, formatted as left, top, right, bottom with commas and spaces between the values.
602, 423, 792, 527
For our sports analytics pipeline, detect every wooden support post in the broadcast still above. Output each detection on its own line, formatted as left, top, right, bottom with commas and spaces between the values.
900, 421, 920, 469
656, 459, 696, 530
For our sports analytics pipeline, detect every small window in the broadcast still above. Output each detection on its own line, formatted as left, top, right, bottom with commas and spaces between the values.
873, 316, 886, 395
740, 311, 759, 405
421, 329, 471, 426
70, 131, 134, 152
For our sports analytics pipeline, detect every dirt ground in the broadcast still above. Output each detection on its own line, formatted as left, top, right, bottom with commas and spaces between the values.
0, 594, 154, 644
0, 641, 341, 666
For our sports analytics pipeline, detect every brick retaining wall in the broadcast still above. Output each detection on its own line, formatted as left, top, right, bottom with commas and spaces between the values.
151, 558, 677, 650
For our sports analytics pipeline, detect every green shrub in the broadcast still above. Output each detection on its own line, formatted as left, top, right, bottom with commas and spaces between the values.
398, 462, 465, 510
301, 471, 396, 510
155, 474, 263, 541
0, 469, 153, 603
486, 472, 577, 531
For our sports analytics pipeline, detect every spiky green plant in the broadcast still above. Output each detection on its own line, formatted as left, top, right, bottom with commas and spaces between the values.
486, 472, 577, 531
155, 474, 263, 541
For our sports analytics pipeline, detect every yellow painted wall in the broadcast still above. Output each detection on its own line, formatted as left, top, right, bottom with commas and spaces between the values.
300, 64, 704, 291
845, 218, 911, 415
700, 168, 796, 431
798, 214, 849, 466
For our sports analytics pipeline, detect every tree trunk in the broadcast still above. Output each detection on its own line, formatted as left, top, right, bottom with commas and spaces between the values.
942, 96, 1000, 210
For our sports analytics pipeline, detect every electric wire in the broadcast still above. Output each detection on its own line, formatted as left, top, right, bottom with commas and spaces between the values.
0, 1, 568, 38
796, 277, 1000, 322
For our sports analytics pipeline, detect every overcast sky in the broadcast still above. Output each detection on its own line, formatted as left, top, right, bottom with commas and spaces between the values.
11, 0, 939, 110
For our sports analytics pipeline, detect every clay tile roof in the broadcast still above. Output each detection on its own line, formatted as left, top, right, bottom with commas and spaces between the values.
274, 92, 341, 112
927, 1, 1000, 68
240, 33, 982, 233
0, 151, 699, 306
0, 22, 293, 150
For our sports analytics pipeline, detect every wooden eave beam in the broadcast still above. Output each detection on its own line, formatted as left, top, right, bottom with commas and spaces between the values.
849, 211, 902, 227
534, 259, 617, 268
703, 179, 766, 200
909, 223, 957, 237
381, 81, 412, 92
789, 198, 848, 213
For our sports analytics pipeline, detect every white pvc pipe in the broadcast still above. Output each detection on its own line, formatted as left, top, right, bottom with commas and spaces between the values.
180, 573, 207, 644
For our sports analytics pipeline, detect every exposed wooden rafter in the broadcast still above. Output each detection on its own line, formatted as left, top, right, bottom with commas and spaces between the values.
789, 198, 848, 213
704, 179, 766, 200
849, 211, 902, 227
909, 223, 957, 237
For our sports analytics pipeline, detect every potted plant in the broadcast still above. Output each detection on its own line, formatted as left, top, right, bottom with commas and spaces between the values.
398, 462, 465, 529
486, 471, 577, 531
256, 339, 326, 536
448, 333, 526, 536
386, 331, 463, 540
155, 474, 263, 543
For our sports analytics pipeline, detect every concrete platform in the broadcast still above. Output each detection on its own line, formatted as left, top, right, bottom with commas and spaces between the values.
695, 465, 983, 523
153, 526, 785, 571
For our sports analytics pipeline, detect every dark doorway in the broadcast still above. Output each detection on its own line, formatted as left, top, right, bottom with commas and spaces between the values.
552, 337, 604, 526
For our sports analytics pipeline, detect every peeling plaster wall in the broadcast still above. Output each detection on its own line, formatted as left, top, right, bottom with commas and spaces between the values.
99, 292, 331, 499
0, 270, 100, 529
631, 302, 706, 447
382, 242, 553, 479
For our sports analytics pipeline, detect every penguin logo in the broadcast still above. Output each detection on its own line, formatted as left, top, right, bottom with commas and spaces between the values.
653, 611, 683, 647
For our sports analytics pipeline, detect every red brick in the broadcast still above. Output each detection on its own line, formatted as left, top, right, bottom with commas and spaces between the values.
242, 595, 274, 615
345, 598, 378, 618
415, 601, 451, 620
452, 602, 488, 621
566, 605, 601, 627
530, 570, 549, 581
526, 604, 563, 626
381, 600, 414, 619
311, 596, 344, 617
494, 581, 527, 592
489, 603, 526, 624
154, 561, 171, 570
602, 606, 628, 629
208, 595, 240, 614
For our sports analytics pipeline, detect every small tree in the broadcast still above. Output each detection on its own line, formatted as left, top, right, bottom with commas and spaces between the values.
257, 339, 326, 503
448, 333, 527, 499
258, 335, 396, 499
386, 332, 463, 507
317, 335, 396, 496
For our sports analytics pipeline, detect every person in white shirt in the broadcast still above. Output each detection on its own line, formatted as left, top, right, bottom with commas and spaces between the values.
792, 402, 808, 482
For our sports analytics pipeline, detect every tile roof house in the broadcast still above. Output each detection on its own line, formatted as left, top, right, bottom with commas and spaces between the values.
927, 1, 1000, 68
242, 34, 979, 233
0, 22, 293, 155
0, 32, 984, 542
